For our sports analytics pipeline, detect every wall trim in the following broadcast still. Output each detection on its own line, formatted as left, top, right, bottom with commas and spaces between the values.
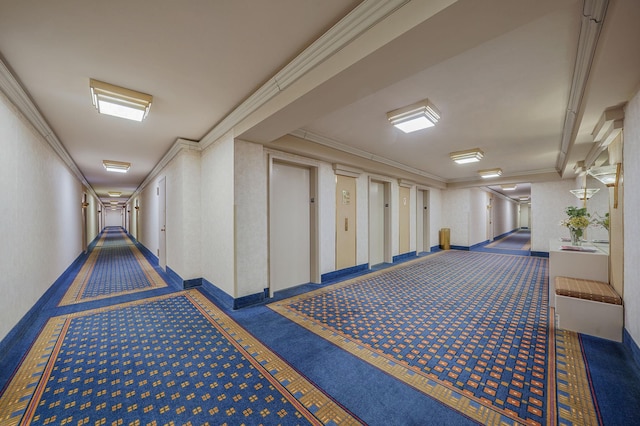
393, 251, 417, 263
624, 328, 640, 371
321, 263, 369, 283
530, 251, 550, 258
0, 59, 100, 203
131, 137, 201, 200
291, 129, 446, 185
199, 0, 410, 150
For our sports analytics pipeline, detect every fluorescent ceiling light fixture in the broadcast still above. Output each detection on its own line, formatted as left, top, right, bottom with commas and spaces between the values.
110, 201, 119, 205
519, 196, 529, 201
108, 191, 122, 197
387, 99, 440, 133
90, 79, 152, 122
450, 148, 484, 164
587, 164, 618, 187
570, 188, 599, 200
501, 184, 517, 191
103, 160, 130, 173
478, 168, 502, 178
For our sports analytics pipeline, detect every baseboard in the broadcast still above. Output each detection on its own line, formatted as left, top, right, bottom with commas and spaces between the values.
321, 263, 369, 283
470, 240, 489, 250
450, 245, 469, 251
0, 250, 88, 363
393, 251, 417, 263
136, 242, 159, 265
233, 290, 269, 310
624, 328, 640, 371
530, 251, 550, 258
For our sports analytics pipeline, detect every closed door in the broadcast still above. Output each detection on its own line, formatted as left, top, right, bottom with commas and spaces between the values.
336, 175, 357, 270
399, 186, 410, 254
369, 181, 385, 266
416, 189, 430, 253
270, 162, 311, 293
158, 177, 167, 270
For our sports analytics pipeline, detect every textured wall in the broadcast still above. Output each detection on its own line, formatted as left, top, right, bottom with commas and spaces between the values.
234, 140, 267, 297
624, 89, 640, 347
0, 91, 83, 341
201, 133, 235, 296
530, 180, 577, 252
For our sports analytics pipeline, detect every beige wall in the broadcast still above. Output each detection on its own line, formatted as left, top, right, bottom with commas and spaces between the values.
624, 89, 640, 346
0, 91, 86, 341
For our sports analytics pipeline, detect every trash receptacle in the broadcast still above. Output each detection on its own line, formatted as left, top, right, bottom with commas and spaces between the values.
439, 228, 450, 250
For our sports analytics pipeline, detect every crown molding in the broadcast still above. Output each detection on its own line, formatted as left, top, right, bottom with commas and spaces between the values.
199, 0, 410, 149
0, 58, 100, 202
290, 129, 445, 184
131, 138, 201, 200
556, 0, 609, 174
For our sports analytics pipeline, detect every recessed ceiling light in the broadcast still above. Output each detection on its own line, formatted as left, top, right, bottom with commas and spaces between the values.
103, 160, 130, 173
478, 168, 502, 179
108, 191, 122, 197
387, 99, 440, 133
450, 148, 484, 164
501, 184, 517, 191
90, 79, 152, 122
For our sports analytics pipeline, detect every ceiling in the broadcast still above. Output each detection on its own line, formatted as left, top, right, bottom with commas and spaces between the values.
1, 0, 639, 207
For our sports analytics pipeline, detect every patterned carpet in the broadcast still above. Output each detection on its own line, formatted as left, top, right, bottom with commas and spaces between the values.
0, 291, 360, 426
59, 227, 167, 305
485, 230, 531, 250
270, 251, 598, 425
0, 227, 608, 425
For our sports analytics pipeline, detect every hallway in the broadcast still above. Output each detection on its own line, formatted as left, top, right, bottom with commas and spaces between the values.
1, 227, 639, 425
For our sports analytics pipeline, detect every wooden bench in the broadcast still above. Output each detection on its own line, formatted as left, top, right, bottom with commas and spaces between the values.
554, 276, 623, 342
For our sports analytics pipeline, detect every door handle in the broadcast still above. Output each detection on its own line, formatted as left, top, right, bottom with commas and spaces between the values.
161, 228, 165, 232
344, 217, 348, 231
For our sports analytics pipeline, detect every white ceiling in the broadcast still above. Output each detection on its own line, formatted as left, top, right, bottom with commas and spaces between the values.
1, 0, 639, 206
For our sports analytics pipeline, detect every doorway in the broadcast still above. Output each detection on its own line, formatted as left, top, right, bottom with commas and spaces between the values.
369, 180, 390, 267
416, 189, 430, 253
158, 177, 167, 271
269, 161, 317, 295
335, 175, 357, 270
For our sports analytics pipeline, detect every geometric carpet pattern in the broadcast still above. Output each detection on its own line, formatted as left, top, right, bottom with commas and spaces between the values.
59, 227, 167, 306
270, 251, 598, 425
0, 291, 361, 426
485, 230, 531, 250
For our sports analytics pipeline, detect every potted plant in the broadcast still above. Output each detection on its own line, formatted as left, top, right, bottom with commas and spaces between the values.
560, 206, 591, 246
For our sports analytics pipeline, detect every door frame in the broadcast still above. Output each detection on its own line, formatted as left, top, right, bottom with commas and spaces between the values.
158, 177, 167, 271
267, 153, 320, 296
417, 187, 431, 253
368, 176, 392, 266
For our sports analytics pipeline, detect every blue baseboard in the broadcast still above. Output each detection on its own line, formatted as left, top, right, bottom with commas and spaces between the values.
184, 278, 203, 289
198, 279, 267, 310
321, 263, 369, 283
136, 242, 159, 265
624, 328, 640, 371
233, 290, 269, 310
450, 245, 469, 251
430, 245, 441, 252
530, 251, 549, 258
392, 251, 417, 263
0, 250, 88, 362
470, 240, 489, 250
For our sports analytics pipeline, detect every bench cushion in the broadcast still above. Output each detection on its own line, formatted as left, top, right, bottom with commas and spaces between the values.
555, 276, 622, 305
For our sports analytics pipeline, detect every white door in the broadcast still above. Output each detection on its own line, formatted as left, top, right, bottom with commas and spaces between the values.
369, 181, 385, 266
158, 177, 167, 271
270, 162, 311, 294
